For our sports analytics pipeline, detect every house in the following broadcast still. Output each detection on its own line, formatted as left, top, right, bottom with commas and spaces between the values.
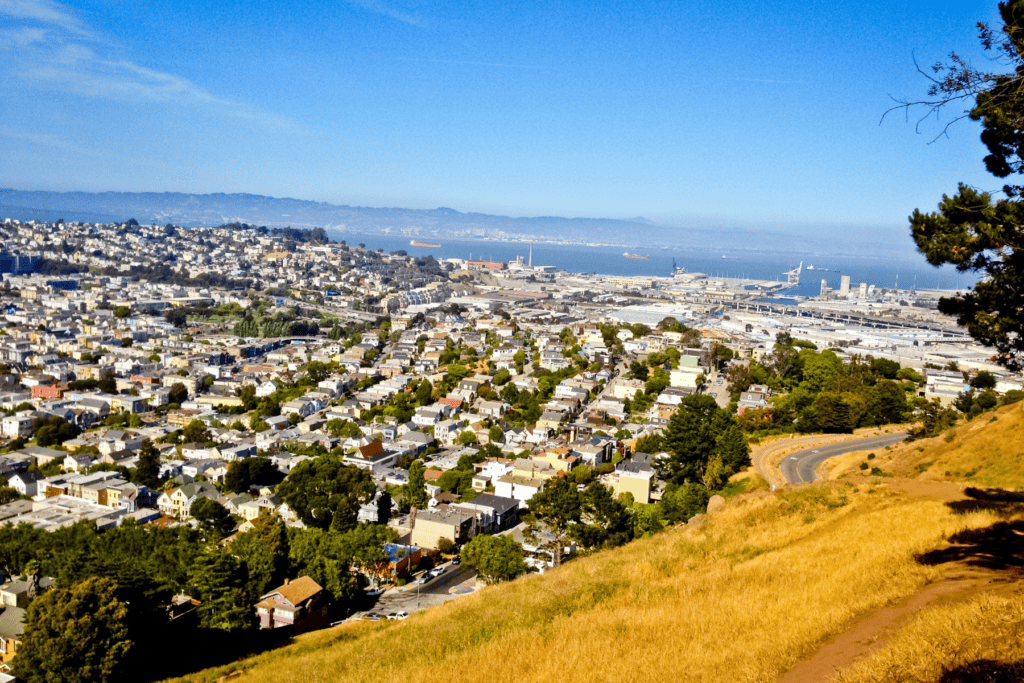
407, 507, 475, 549
157, 481, 218, 518
255, 576, 330, 635
343, 440, 398, 475
614, 460, 656, 504
7, 471, 44, 497
453, 493, 519, 533
494, 474, 545, 508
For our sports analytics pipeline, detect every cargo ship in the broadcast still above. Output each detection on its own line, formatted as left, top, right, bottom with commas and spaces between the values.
410, 240, 441, 248
623, 252, 649, 260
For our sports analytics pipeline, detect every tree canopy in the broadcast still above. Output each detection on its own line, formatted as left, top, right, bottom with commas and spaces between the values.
896, 2, 1024, 369
17, 577, 132, 683
460, 534, 528, 584
275, 454, 376, 530
656, 394, 749, 486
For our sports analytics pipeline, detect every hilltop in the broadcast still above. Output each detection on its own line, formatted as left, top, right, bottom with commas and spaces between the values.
822, 402, 1024, 491
162, 444, 1024, 683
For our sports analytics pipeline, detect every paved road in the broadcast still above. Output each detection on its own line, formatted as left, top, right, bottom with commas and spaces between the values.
350, 563, 478, 621
779, 432, 909, 484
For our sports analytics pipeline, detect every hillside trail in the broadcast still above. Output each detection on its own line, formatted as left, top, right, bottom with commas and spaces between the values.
775, 478, 1024, 683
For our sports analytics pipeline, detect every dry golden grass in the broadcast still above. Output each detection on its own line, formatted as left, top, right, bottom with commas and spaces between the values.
833, 591, 1024, 682
164, 485, 999, 683
826, 403, 1024, 491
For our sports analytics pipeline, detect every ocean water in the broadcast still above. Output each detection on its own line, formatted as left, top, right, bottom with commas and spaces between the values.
329, 231, 980, 294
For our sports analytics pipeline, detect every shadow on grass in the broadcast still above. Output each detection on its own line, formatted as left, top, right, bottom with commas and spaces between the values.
913, 488, 1024, 573
946, 488, 1024, 515
939, 659, 1024, 682
133, 625, 298, 681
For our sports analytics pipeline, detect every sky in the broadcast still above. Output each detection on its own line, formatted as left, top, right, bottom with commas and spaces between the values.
0, 0, 1007, 238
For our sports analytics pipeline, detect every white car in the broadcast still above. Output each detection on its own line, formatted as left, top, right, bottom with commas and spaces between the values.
387, 611, 409, 620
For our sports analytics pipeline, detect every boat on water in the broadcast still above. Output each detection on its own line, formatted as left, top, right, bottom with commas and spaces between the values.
623, 252, 649, 260
410, 240, 441, 248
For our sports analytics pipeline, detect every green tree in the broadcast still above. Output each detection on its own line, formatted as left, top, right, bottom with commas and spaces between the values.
657, 395, 742, 486
16, 577, 132, 683
660, 483, 711, 524
189, 497, 235, 539
523, 477, 582, 566
132, 439, 161, 489
415, 379, 433, 405
571, 481, 634, 550
460, 534, 528, 584
182, 419, 210, 444
894, 4, 1024, 369
230, 515, 290, 600
815, 393, 853, 433
276, 454, 376, 530
969, 370, 997, 389
168, 382, 188, 405
404, 460, 429, 510
188, 552, 255, 631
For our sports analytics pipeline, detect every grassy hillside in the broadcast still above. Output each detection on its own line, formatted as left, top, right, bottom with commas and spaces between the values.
164, 483, 1004, 683
824, 402, 1024, 490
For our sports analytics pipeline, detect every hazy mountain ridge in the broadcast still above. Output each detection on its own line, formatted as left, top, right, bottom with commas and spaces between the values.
0, 188, 905, 255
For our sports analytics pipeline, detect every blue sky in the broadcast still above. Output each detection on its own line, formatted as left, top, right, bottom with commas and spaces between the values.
0, 0, 1004, 236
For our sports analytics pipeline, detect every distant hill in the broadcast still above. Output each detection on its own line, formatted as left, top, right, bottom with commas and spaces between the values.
0, 188, 882, 254
0, 188, 703, 246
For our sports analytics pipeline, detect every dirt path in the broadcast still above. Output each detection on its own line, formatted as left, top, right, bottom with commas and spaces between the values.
775, 478, 1024, 683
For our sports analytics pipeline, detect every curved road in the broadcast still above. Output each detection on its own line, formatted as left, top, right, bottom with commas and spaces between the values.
779, 431, 909, 484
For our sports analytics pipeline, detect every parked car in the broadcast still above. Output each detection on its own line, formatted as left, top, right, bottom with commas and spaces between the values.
363, 612, 384, 621
387, 611, 409, 620
452, 556, 461, 566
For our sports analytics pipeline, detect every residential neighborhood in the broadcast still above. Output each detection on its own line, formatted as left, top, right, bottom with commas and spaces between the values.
0, 217, 1020, 680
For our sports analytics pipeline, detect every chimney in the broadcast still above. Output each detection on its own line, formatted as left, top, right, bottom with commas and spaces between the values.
284, 578, 290, 585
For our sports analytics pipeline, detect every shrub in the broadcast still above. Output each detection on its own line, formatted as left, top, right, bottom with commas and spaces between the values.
867, 453, 875, 460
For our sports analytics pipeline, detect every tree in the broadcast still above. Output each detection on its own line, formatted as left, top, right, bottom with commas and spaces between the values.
657, 395, 745, 486
404, 460, 429, 510
16, 577, 132, 683
488, 424, 504, 444
275, 454, 376, 530
415, 379, 433, 405
892, 4, 1024, 369
970, 370, 998, 389
230, 515, 289, 600
168, 382, 188, 405
523, 477, 582, 566
460, 534, 528, 584
164, 307, 188, 328
182, 418, 210, 444
132, 439, 161, 489
188, 552, 255, 631
571, 481, 634, 550
190, 497, 235, 539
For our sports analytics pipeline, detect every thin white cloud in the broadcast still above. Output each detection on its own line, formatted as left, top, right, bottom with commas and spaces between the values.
0, 26, 48, 47
0, 0, 92, 36
345, 0, 424, 27
0, 0, 300, 132
0, 123, 89, 152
